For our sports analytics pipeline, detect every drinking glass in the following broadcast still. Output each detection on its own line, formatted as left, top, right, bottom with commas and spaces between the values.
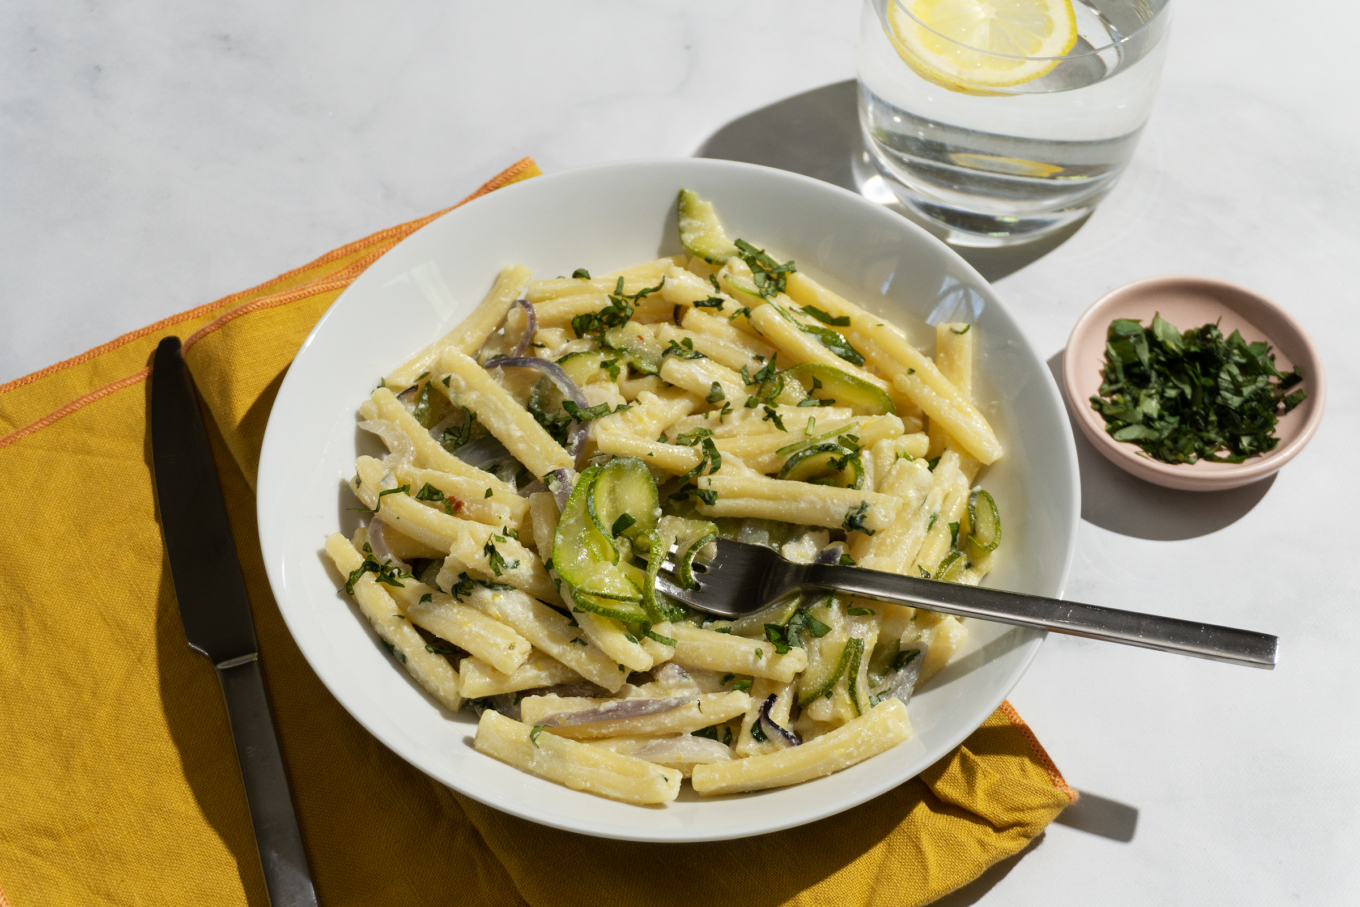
857, 0, 1171, 246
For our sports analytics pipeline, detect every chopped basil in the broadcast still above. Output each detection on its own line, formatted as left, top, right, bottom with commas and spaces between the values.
706, 382, 726, 404
733, 239, 795, 298
530, 724, 546, 747
842, 501, 875, 536
800, 305, 850, 327
481, 539, 519, 577
1090, 314, 1307, 464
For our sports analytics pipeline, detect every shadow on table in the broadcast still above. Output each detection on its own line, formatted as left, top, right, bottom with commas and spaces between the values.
1053, 790, 1139, 843
932, 790, 1138, 904
1047, 352, 1275, 540
695, 79, 1083, 282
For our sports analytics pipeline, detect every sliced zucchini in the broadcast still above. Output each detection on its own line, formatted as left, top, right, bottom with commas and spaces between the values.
552, 466, 640, 601
677, 189, 739, 265
556, 351, 617, 387
785, 363, 895, 415
797, 636, 862, 708
729, 597, 802, 638
777, 442, 865, 489
571, 589, 650, 623
673, 521, 718, 590
589, 457, 661, 543
602, 323, 665, 375
935, 550, 967, 583
845, 636, 870, 717
965, 489, 1000, 558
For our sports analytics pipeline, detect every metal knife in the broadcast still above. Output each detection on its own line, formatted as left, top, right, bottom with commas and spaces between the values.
150, 336, 319, 907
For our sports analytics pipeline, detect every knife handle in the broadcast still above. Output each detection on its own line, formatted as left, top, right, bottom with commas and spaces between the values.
217, 658, 319, 907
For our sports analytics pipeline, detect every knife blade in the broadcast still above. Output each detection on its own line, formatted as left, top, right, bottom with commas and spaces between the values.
150, 336, 318, 907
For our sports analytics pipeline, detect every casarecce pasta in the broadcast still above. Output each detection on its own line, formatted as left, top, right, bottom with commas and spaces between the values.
323, 192, 1004, 804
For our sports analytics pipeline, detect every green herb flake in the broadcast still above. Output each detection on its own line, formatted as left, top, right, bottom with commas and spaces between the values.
572, 268, 591, 279
484, 488, 494, 498
482, 539, 519, 577
530, 724, 546, 747
706, 382, 726, 404
733, 239, 796, 298
842, 500, 875, 536
800, 305, 851, 327
1090, 313, 1307, 464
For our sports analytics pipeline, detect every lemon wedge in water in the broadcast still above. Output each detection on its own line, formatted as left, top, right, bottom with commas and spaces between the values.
887, 0, 1079, 93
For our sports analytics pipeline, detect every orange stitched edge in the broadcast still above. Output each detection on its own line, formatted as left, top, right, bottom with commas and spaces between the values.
0, 368, 150, 453
182, 273, 363, 354
998, 700, 1078, 803
0, 157, 538, 397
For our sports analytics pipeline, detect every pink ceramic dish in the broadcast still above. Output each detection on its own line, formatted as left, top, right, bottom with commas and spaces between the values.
1063, 276, 1326, 492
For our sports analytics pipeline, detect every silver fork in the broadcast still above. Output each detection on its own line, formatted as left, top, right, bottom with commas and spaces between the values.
650, 538, 1278, 669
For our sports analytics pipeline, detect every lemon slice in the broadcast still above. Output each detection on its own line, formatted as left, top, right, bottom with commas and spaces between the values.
886, 0, 1079, 93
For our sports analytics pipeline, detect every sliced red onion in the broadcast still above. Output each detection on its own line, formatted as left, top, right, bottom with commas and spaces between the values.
629, 735, 733, 764
534, 681, 609, 700
518, 478, 548, 498
396, 383, 421, 409
815, 543, 846, 565
450, 434, 515, 470
486, 356, 588, 408
535, 695, 694, 728
545, 468, 576, 511
427, 412, 459, 441
758, 695, 801, 747
880, 641, 928, 706
358, 419, 415, 466
508, 299, 537, 359
366, 519, 411, 575
468, 693, 521, 721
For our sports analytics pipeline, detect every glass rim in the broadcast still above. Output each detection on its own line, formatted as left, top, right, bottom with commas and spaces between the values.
887, 0, 1170, 63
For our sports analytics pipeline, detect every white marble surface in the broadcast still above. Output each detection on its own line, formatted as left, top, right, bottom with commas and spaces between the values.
3, 1, 1358, 903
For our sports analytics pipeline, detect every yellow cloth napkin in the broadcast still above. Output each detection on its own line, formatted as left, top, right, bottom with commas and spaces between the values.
0, 159, 1075, 907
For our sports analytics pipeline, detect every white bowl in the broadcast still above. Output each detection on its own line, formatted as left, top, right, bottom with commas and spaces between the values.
257, 159, 1080, 842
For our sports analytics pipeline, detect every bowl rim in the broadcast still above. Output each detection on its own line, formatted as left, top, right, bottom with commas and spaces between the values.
1063, 274, 1327, 492
257, 156, 1082, 840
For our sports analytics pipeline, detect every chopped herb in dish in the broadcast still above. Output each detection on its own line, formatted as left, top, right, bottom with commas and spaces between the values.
1090, 314, 1306, 464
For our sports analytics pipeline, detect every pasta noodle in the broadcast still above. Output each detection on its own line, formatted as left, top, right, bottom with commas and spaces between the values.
324, 194, 1006, 805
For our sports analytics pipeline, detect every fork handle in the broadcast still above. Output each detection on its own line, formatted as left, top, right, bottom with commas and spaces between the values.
803, 564, 1278, 669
